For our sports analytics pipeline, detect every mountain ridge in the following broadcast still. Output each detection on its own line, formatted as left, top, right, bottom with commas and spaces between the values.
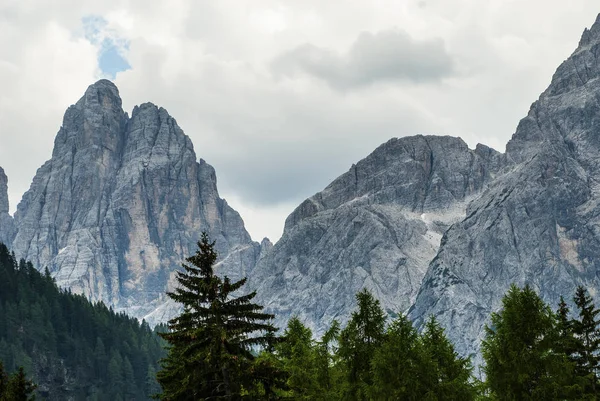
1, 79, 262, 325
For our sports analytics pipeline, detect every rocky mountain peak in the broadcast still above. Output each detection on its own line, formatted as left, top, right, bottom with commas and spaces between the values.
578, 13, 600, 47
250, 134, 503, 334
0, 167, 8, 215
410, 13, 600, 364
0, 167, 15, 247
8, 81, 260, 324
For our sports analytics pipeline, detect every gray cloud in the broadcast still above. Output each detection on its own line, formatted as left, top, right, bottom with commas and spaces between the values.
272, 29, 455, 89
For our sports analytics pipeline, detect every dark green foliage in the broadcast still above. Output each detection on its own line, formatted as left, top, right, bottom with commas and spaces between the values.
269, 290, 478, 401
338, 289, 386, 401
370, 314, 426, 400
0, 243, 165, 400
420, 317, 477, 400
482, 284, 579, 400
156, 233, 285, 400
278, 317, 317, 399
573, 285, 600, 398
1, 366, 36, 401
369, 315, 477, 401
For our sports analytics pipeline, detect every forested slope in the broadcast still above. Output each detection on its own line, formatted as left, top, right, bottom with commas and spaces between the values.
0, 243, 165, 400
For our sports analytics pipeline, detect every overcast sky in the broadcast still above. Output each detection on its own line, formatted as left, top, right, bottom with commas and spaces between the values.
0, 1, 599, 242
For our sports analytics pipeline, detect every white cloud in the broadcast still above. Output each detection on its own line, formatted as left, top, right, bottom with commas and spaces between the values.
1, 0, 600, 242
272, 29, 455, 89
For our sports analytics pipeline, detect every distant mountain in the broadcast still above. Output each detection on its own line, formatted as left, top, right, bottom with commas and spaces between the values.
409, 13, 600, 360
0, 80, 265, 325
248, 135, 503, 333
3, 14, 600, 365
0, 168, 14, 247
251, 13, 600, 358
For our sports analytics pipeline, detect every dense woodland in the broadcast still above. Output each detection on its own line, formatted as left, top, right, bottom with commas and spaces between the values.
0, 243, 165, 400
2, 236, 600, 400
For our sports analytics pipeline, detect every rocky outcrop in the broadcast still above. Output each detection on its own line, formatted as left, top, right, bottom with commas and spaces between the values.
249, 135, 503, 333
410, 13, 600, 360
0, 167, 15, 245
10, 80, 260, 324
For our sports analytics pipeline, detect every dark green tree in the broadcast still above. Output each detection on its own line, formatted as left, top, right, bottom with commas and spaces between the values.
156, 233, 282, 400
369, 314, 426, 401
482, 284, 571, 400
278, 317, 317, 399
2, 367, 36, 401
553, 296, 584, 399
573, 285, 600, 398
338, 289, 386, 401
420, 317, 477, 400
314, 320, 341, 399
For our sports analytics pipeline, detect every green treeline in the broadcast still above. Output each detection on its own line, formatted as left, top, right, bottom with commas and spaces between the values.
156, 234, 477, 400
0, 243, 165, 400
3, 234, 600, 400
482, 284, 600, 400
156, 235, 600, 401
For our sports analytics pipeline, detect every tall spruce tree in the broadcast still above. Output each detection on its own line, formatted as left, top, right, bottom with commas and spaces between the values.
573, 285, 600, 397
369, 314, 426, 401
338, 289, 386, 401
554, 296, 583, 399
420, 317, 477, 400
0, 365, 36, 401
482, 284, 569, 400
156, 233, 282, 400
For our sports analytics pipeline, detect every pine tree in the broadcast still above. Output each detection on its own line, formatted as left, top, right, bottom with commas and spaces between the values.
554, 296, 584, 399
370, 314, 425, 401
420, 317, 477, 400
482, 284, 571, 400
0, 362, 8, 398
573, 285, 600, 397
337, 288, 386, 401
156, 233, 282, 400
314, 320, 340, 399
4, 367, 36, 401
278, 317, 316, 399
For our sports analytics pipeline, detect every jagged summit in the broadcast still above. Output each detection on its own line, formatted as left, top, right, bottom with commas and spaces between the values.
249, 134, 503, 333
410, 12, 600, 363
578, 13, 600, 47
0, 167, 9, 215
0, 167, 15, 247
6, 81, 261, 324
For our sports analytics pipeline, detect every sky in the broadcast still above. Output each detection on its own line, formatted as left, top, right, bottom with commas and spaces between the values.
0, 1, 599, 243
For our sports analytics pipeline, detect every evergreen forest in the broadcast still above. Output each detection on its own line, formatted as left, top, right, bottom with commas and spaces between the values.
0, 243, 165, 400
3, 236, 600, 400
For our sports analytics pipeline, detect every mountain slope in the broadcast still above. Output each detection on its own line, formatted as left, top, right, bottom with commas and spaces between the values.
409, 13, 600, 359
8, 80, 262, 324
0, 167, 14, 246
0, 243, 165, 400
249, 135, 503, 332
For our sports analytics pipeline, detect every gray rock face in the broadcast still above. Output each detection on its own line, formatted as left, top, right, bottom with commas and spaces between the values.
0, 167, 15, 245
410, 13, 600, 361
10, 80, 260, 324
249, 135, 503, 333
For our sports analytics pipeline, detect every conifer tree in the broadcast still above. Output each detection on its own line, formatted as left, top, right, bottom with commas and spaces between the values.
482, 284, 571, 400
276, 317, 317, 399
156, 233, 282, 400
2, 367, 36, 401
0, 362, 8, 398
573, 285, 600, 397
314, 320, 340, 398
338, 289, 385, 401
370, 314, 425, 401
554, 296, 584, 399
420, 317, 477, 400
